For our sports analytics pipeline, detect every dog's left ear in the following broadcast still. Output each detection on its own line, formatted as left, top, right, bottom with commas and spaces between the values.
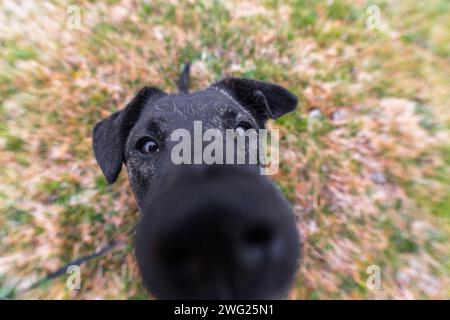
92, 87, 166, 184
212, 77, 298, 123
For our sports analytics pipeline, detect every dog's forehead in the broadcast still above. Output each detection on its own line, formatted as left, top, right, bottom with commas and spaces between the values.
156, 88, 241, 112
136, 88, 250, 128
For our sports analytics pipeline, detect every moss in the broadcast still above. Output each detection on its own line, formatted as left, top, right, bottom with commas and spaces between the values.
389, 230, 419, 254
0, 276, 16, 299
290, 0, 318, 30
1, 40, 37, 65
326, 2, 360, 22
338, 275, 368, 297
5, 135, 25, 152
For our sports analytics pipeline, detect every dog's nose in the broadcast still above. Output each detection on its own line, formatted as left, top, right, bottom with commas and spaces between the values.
135, 164, 300, 299
155, 206, 282, 295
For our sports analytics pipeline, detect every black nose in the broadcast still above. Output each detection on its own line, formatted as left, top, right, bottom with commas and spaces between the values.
135, 164, 300, 299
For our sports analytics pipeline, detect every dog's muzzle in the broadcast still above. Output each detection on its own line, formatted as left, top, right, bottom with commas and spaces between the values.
135, 164, 300, 299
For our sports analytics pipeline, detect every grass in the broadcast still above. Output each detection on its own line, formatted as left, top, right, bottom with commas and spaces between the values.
0, 0, 449, 299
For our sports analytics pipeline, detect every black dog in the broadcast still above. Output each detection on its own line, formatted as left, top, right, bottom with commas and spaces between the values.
92, 65, 301, 299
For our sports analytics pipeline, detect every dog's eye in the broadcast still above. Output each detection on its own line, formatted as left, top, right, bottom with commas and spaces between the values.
234, 122, 251, 136
138, 139, 159, 154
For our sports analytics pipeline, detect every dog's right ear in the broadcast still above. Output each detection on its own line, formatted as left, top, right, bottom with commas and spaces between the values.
92, 87, 166, 184
211, 78, 298, 126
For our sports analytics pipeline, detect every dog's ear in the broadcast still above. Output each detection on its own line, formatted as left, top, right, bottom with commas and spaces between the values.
212, 78, 298, 123
92, 87, 166, 184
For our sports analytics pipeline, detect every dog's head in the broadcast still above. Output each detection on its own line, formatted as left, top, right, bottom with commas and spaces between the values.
92, 77, 301, 299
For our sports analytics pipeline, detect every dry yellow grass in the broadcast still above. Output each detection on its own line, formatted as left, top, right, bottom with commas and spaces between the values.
0, 0, 449, 299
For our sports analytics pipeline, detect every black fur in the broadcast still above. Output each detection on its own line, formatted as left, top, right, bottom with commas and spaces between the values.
92, 86, 165, 183
212, 77, 298, 125
177, 62, 191, 93
91, 70, 300, 299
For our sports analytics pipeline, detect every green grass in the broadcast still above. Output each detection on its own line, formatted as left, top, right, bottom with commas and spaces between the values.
1, 40, 37, 65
